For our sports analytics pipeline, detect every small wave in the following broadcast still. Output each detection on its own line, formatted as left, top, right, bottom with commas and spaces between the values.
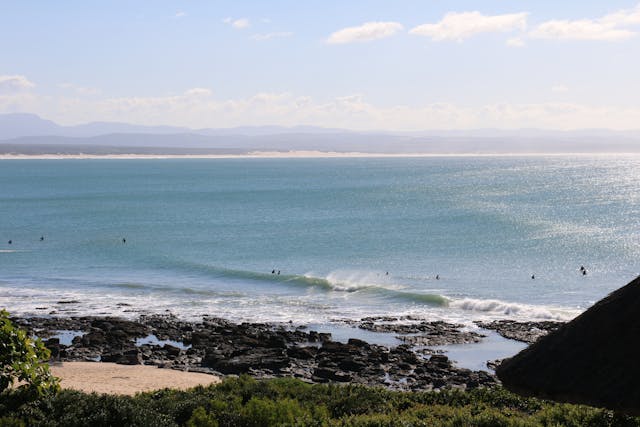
387, 290, 449, 306
448, 297, 580, 321
111, 282, 148, 290
92, 280, 244, 298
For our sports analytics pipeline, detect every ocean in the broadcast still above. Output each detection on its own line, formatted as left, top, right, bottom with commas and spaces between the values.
1, 156, 639, 327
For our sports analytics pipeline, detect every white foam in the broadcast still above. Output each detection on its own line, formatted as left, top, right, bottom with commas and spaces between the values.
448, 297, 581, 321
320, 270, 405, 292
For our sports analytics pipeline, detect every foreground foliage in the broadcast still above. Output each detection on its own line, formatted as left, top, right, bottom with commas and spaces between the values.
0, 310, 59, 397
0, 375, 638, 426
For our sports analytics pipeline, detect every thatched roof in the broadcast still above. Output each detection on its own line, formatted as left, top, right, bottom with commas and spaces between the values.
496, 275, 640, 414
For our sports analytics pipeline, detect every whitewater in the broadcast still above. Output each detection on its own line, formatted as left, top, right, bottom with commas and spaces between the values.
1, 156, 639, 327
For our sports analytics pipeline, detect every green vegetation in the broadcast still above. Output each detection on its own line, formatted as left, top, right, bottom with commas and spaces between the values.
0, 310, 59, 397
0, 375, 638, 427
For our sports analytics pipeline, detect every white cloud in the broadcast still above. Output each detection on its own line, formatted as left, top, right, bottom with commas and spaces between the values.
4, 87, 640, 131
506, 37, 525, 47
175, 11, 187, 18
183, 88, 212, 97
530, 19, 635, 41
551, 84, 569, 93
327, 22, 403, 44
58, 82, 101, 96
410, 11, 528, 42
0, 75, 35, 93
601, 3, 640, 26
530, 3, 640, 41
223, 17, 250, 29
251, 32, 293, 41
233, 18, 250, 29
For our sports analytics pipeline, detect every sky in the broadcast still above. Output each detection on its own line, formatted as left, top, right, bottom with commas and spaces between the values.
1, 1, 640, 131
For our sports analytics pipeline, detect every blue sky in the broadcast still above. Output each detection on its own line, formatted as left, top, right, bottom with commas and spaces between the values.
1, 1, 640, 130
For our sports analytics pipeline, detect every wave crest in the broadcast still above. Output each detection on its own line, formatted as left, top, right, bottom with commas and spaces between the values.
449, 297, 580, 321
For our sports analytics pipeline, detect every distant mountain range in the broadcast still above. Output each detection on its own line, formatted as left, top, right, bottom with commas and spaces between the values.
0, 113, 351, 139
1, 113, 640, 155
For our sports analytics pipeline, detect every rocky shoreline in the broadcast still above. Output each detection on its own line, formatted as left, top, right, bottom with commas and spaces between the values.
476, 320, 565, 344
12, 315, 563, 392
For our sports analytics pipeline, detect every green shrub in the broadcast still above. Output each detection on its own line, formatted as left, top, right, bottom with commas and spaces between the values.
0, 310, 59, 397
0, 417, 25, 427
186, 406, 218, 427
1, 370, 639, 426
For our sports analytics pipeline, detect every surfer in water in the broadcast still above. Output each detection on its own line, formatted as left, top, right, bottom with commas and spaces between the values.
7, 240, 11, 245
531, 274, 535, 279
40, 236, 44, 241
122, 238, 126, 244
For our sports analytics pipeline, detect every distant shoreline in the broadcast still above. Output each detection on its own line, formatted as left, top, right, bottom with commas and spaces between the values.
2, 151, 640, 160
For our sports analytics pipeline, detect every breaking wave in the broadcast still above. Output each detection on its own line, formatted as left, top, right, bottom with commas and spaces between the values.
448, 297, 580, 321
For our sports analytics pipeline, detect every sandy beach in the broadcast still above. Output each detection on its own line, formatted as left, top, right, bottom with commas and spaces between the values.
0, 151, 417, 160
49, 362, 220, 395
0, 151, 616, 160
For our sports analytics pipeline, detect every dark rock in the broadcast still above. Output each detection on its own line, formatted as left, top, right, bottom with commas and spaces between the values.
360, 319, 484, 345
286, 346, 317, 359
313, 367, 352, 382
45, 337, 60, 346
164, 344, 182, 357
81, 330, 106, 347
44, 338, 61, 359
338, 358, 368, 372
203, 348, 289, 374
429, 354, 451, 368
397, 332, 482, 346
15, 314, 498, 392
477, 320, 564, 344
102, 348, 142, 365
347, 338, 369, 348
318, 341, 349, 353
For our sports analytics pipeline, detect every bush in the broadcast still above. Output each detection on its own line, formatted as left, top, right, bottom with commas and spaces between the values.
0, 310, 59, 397
0, 417, 25, 427
1, 370, 639, 426
186, 406, 218, 427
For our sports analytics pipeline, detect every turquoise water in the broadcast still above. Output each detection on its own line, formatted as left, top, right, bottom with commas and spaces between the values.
1, 156, 640, 325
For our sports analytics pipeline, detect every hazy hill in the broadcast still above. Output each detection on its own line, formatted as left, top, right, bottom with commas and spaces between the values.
1, 113, 640, 155
0, 113, 347, 139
